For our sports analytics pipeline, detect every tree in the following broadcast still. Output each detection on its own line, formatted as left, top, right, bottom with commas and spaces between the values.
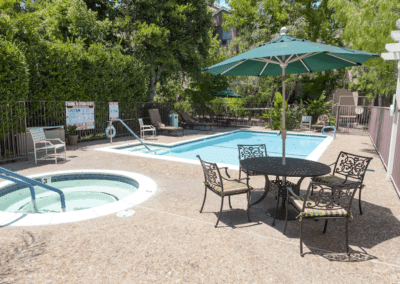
328, 0, 400, 101
220, 0, 347, 103
117, 0, 214, 101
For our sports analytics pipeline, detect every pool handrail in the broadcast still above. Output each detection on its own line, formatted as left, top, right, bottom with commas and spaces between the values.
0, 167, 66, 212
0, 173, 38, 212
117, 119, 153, 152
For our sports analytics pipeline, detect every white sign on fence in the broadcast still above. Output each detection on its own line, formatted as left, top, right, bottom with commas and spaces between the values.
109, 102, 119, 120
66, 101, 95, 130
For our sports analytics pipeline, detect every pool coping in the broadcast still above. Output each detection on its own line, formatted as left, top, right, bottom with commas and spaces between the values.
0, 170, 158, 227
95, 129, 334, 170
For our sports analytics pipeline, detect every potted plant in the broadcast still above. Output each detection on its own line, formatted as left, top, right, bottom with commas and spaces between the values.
66, 125, 78, 146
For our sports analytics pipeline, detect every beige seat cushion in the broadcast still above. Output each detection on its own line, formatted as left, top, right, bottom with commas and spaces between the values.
290, 195, 348, 219
206, 180, 250, 196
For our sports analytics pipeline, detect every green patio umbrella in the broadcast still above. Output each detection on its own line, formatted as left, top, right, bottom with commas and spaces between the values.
203, 27, 379, 165
212, 89, 243, 114
212, 89, 243, 98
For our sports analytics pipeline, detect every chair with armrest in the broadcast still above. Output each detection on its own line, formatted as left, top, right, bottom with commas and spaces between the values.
283, 181, 361, 256
29, 128, 66, 164
311, 151, 372, 215
138, 118, 156, 139
300, 116, 312, 130
197, 155, 253, 227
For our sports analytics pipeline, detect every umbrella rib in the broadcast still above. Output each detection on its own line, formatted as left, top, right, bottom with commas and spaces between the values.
287, 52, 321, 64
296, 55, 311, 72
258, 56, 273, 76
250, 58, 280, 65
326, 53, 358, 65
220, 59, 248, 75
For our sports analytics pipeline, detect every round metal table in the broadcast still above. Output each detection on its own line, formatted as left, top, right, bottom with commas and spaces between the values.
240, 157, 331, 224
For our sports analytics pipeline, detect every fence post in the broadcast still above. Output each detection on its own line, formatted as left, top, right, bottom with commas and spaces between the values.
335, 104, 340, 130
386, 63, 400, 181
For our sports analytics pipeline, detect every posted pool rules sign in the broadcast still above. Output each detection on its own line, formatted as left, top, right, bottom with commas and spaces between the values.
109, 102, 119, 120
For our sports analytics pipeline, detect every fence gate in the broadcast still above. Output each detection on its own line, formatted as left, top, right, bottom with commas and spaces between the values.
335, 96, 373, 134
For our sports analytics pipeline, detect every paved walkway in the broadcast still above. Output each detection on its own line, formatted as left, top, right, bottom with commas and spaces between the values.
1, 127, 400, 283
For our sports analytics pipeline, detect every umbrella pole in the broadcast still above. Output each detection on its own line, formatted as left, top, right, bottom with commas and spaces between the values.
281, 64, 287, 165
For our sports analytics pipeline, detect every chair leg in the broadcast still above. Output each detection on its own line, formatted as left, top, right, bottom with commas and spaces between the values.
346, 218, 350, 256
247, 192, 251, 222
300, 220, 304, 257
228, 196, 232, 209
215, 197, 224, 228
358, 188, 363, 215
272, 192, 280, 226
200, 187, 207, 213
323, 219, 328, 233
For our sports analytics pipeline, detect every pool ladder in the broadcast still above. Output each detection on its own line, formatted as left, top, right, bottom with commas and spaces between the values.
0, 167, 66, 212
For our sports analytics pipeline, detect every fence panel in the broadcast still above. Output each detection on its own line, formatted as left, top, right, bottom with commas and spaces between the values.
392, 121, 400, 194
0, 102, 28, 163
368, 107, 393, 168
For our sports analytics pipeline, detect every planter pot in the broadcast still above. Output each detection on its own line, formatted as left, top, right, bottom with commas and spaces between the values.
67, 134, 79, 146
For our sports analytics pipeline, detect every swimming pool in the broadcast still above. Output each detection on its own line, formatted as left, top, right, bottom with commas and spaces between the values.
97, 130, 333, 168
0, 170, 157, 226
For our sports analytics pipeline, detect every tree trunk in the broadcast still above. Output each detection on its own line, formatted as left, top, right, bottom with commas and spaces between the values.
148, 64, 164, 102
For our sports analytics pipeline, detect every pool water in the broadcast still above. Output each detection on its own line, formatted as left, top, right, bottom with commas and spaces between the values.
119, 131, 326, 165
0, 174, 139, 213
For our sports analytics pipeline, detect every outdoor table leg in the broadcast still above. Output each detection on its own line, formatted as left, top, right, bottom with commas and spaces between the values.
266, 176, 300, 225
249, 175, 270, 207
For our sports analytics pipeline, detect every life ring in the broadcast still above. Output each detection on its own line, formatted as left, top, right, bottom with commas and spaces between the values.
321, 126, 336, 138
105, 125, 116, 139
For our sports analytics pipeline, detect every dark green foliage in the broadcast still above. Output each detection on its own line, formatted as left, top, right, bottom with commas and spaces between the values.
0, 38, 29, 101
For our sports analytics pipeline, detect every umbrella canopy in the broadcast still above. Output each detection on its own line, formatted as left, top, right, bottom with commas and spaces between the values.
212, 89, 243, 98
203, 27, 379, 165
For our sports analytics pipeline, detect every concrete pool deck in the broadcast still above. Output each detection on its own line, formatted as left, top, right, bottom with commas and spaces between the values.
1, 126, 400, 283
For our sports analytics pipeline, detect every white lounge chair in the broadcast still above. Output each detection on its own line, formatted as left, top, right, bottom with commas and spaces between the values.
29, 128, 66, 164
138, 118, 156, 139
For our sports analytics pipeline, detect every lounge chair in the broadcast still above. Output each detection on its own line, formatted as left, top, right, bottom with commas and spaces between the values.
312, 114, 330, 131
180, 111, 214, 130
148, 109, 183, 136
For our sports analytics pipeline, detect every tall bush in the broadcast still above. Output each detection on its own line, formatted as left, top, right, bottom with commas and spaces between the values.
0, 38, 29, 101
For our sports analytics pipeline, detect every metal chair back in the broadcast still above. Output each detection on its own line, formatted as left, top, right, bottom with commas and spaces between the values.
197, 155, 224, 194
238, 144, 267, 161
333, 151, 373, 182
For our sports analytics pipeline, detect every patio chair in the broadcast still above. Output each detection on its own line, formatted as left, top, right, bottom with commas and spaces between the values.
29, 128, 66, 164
283, 181, 361, 256
148, 109, 183, 136
238, 144, 280, 205
311, 151, 373, 215
138, 118, 156, 139
197, 155, 253, 228
312, 114, 330, 131
299, 116, 312, 130
180, 111, 215, 130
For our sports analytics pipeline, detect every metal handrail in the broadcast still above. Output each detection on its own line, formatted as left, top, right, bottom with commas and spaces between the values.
0, 174, 38, 212
0, 167, 66, 212
117, 119, 153, 152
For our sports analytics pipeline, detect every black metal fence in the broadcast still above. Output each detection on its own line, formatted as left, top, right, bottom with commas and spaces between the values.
0, 100, 343, 163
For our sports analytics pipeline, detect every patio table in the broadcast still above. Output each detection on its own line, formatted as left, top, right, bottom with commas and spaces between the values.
240, 157, 331, 223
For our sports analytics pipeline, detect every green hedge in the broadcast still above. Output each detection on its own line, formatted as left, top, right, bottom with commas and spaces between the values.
0, 38, 29, 101
25, 40, 148, 103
